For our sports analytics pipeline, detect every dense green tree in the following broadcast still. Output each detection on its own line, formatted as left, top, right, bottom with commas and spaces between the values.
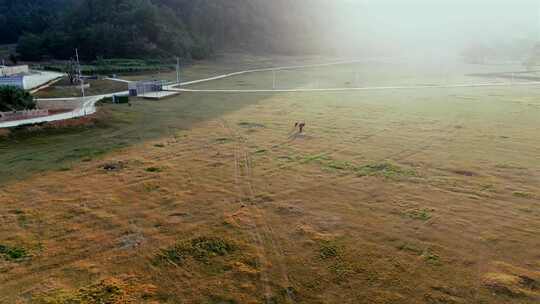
16, 33, 46, 61
1, 0, 341, 61
0, 86, 36, 112
0, 0, 70, 44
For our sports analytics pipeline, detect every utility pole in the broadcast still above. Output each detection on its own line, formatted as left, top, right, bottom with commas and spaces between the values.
272, 70, 276, 89
176, 57, 181, 85
75, 48, 85, 97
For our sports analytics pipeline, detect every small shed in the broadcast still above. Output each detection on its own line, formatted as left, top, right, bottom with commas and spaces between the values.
128, 80, 165, 97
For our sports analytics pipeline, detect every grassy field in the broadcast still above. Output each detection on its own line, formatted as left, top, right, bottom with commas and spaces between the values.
0, 57, 539, 304
33, 78, 128, 98
41, 59, 176, 76
120, 53, 352, 83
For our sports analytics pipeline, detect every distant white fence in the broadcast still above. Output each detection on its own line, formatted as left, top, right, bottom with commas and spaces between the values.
37, 98, 85, 110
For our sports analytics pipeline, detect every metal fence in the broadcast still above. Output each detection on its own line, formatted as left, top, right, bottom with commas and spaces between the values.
0, 75, 24, 88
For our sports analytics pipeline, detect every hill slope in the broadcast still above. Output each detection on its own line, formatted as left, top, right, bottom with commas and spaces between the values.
0, 0, 340, 61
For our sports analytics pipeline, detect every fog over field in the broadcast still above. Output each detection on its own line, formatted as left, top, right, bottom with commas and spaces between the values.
325, 0, 540, 60
1, 0, 538, 62
2, 1, 540, 304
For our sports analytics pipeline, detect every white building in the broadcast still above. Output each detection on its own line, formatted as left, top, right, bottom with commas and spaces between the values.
0, 65, 63, 90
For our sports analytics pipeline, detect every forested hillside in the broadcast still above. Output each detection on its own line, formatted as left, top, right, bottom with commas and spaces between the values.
0, 0, 340, 61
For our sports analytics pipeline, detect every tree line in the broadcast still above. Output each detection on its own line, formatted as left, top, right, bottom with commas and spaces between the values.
0, 0, 336, 61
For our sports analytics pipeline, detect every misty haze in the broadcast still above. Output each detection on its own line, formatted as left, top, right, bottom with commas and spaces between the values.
0, 1, 539, 303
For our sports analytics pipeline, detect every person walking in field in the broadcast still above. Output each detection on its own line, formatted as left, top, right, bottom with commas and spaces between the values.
289, 121, 306, 139
298, 122, 306, 133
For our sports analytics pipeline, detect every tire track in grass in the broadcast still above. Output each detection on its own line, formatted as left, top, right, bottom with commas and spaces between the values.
223, 119, 298, 303
223, 119, 296, 303
242, 145, 296, 303
220, 119, 274, 302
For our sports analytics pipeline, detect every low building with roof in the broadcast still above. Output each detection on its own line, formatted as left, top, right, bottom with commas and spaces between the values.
0, 65, 63, 90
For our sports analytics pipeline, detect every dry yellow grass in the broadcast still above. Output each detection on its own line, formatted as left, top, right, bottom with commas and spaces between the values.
1, 63, 540, 303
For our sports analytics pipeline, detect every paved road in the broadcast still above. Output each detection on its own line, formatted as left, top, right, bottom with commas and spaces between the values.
0, 92, 127, 128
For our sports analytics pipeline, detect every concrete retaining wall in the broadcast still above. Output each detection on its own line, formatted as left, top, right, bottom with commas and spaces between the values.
0, 65, 29, 76
0, 109, 49, 122
23, 72, 64, 90
37, 98, 84, 110
0, 96, 101, 128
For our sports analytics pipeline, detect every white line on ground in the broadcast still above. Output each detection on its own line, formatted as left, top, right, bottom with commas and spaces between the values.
169, 81, 540, 93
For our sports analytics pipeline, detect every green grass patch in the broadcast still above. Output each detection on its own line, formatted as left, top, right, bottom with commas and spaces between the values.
513, 191, 532, 198
316, 240, 355, 283
406, 209, 433, 221
215, 137, 233, 144
60, 147, 107, 162
37, 280, 123, 304
301, 153, 331, 164
325, 160, 354, 170
300, 156, 416, 179
319, 242, 340, 260
328, 261, 355, 282
422, 250, 441, 265
398, 243, 440, 265
145, 167, 162, 173
41, 58, 175, 75
156, 236, 236, 265
356, 162, 416, 178
34, 78, 128, 99
397, 242, 424, 255
0, 244, 28, 261
57, 166, 72, 172
238, 122, 265, 128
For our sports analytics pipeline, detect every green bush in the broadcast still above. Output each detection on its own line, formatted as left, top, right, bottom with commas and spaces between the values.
0, 244, 28, 261
0, 86, 36, 112
156, 237, 236, 265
